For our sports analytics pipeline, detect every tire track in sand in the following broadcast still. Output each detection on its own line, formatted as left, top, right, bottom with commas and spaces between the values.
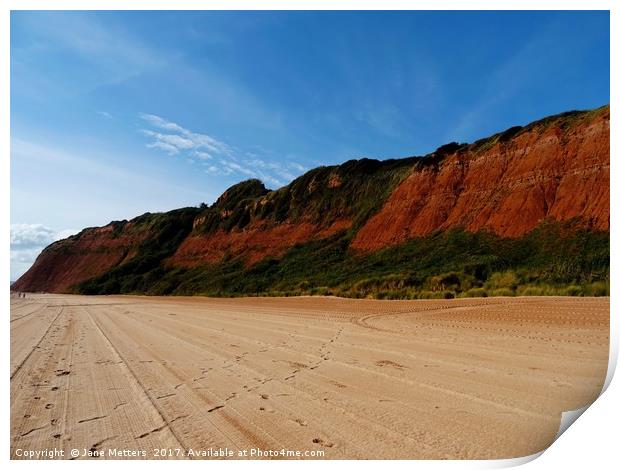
11, 307, 64, 380
87, 311, 191, 458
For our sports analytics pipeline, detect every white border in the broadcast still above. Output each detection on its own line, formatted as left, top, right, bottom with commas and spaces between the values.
2, 2, 616, 469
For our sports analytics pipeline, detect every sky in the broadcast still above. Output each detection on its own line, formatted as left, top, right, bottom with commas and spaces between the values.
10, 10, 610, 280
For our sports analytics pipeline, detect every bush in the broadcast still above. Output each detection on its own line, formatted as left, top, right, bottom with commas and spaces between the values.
297, 280, 311, 291
584, 282, 609, 297
486, 271, 519, 290
429, 272, 461, 291
310, 286, 330, 296
565, 285, 582, 296
464, 287, 488, 297
517, 286, 545, 296
416, 290, 445, 299
488, 288, 516, 297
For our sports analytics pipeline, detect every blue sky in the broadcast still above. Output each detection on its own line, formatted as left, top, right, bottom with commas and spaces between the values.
10, 10, 609, 279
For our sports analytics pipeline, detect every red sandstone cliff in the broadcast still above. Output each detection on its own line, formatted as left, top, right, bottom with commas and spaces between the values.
169, 219, 352, 268
351, 106, 609, 251
12, 221, 148, 293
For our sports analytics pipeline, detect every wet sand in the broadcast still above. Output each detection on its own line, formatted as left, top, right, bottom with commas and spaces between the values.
10, 294, 609, 459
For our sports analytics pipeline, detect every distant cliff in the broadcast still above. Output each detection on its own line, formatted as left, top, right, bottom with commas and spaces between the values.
13, 105, 610, 299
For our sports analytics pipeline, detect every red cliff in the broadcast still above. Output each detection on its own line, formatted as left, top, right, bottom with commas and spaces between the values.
351, 106, 609, 251
12, 221, 148, 293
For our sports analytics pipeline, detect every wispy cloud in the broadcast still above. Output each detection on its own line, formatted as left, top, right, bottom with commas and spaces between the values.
11, 137, 216, 225
447, 17, 586, 142
140, 113, 231, 156
288, 162, 307, 172
12, 12, 166, 99
139, 113, 186, 133
353, 101, 407, 138
139, 113, 306, 188
193, 151, 213, 161
146, 141, 180, 155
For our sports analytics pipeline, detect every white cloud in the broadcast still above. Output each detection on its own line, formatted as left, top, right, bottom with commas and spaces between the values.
147, 141, 180, 155
248, 158, 299, 183
259, 174, 285, 187
192, 151, 213, 160
10, 224, 79, 281
139, 114, 230, 156
11, 224, 56, 249
97, 110, 113, 119
142, 130, 195, 150
224, 161, 249, 174
139, 112, 307, 188
139, 113, 187, 133
287, 162, 307, 172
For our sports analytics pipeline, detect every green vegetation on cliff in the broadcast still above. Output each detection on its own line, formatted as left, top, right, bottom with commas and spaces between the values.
78, 207, 198, 295
192, 157, 418, 235
76, 220, 609, 298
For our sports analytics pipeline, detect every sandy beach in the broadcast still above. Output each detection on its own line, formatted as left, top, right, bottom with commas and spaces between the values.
10, 294, 609, 459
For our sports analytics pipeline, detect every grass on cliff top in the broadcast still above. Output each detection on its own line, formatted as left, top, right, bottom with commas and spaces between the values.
469, 104, 609, 154
192, 157, 418, 236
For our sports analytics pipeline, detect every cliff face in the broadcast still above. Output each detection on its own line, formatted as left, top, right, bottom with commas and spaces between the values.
169, 219, 353, 267
12, 105, 610, 295
11, 222, 149, 293
167, 158, 412, 268
12, 208, 198, 294
351, 106, 609, 251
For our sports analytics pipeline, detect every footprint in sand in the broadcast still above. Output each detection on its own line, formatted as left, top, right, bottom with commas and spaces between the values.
375, 360, 405, 370
312, 437, 334, 447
